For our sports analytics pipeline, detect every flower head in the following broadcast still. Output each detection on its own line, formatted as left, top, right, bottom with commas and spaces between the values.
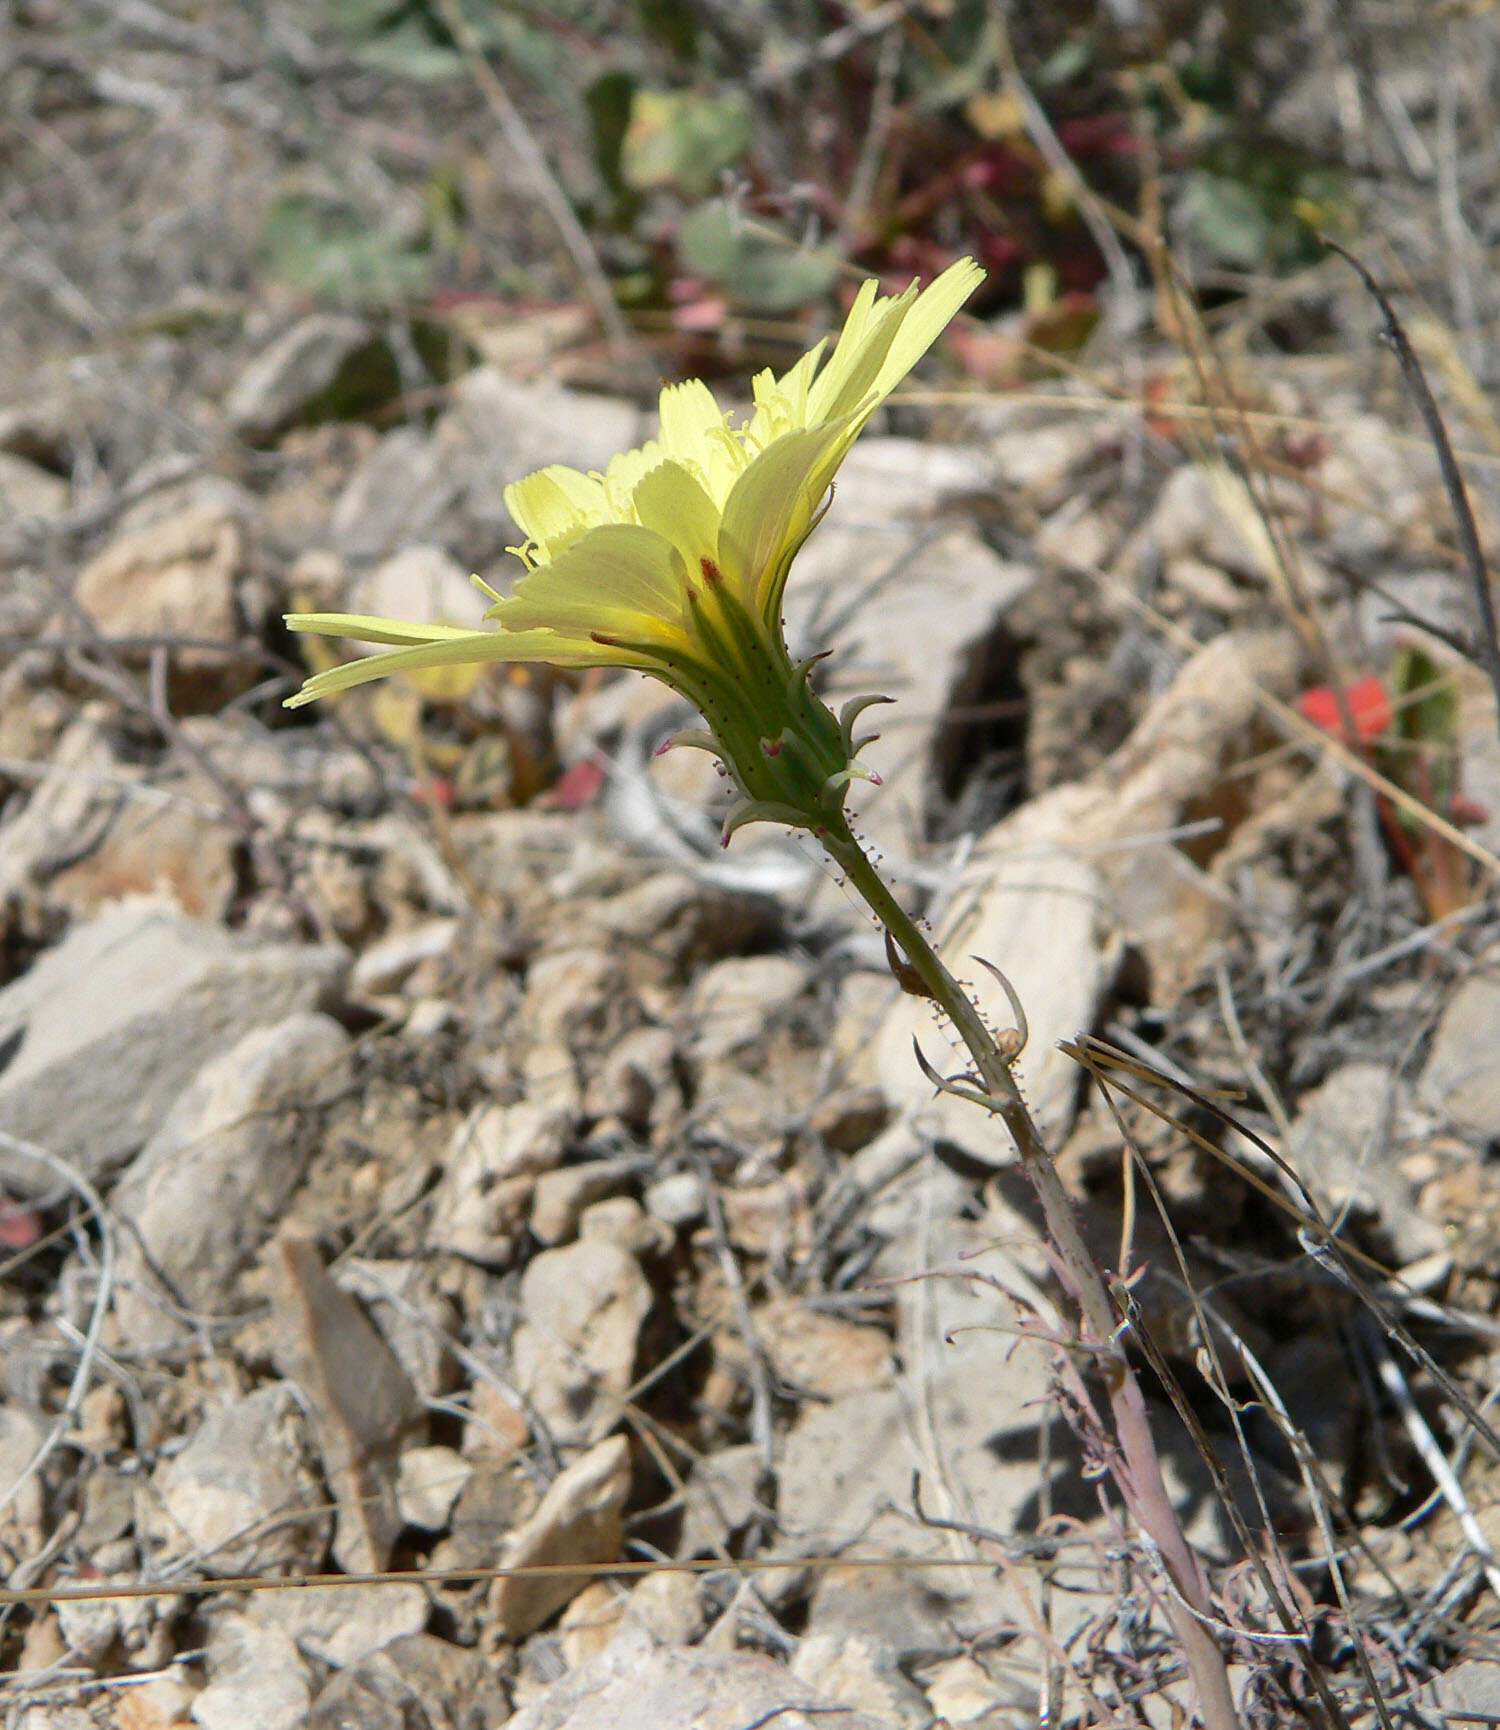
286, 258, 983, 838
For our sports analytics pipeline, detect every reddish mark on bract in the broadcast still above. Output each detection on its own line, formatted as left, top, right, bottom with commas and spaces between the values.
761, 738, 782, 757
1297, 674, 1391, 743
412, 776, 456, 812
699, 557, 723, 586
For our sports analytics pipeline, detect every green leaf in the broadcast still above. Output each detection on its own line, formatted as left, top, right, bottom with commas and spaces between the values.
351, 19, 464, 79
1178, 171, 1271, 271
677, 202, 839, 315
621, 89, 751, 196
1391, 645, 1457, 746
260, 195, 433, 306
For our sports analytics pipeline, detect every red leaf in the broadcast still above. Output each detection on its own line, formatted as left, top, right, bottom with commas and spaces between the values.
546, 758, 606, 810
0, 1196, 42, 1251
1297, 674, 1391, 742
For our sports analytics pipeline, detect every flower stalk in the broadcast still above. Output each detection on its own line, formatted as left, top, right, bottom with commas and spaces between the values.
823, 826, 1240, 1730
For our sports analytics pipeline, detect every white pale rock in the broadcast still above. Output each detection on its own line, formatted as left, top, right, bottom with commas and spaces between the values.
0, 451, 68, 520
1406, 1661, 1500, 1720
790, 1632, 931, 1728
0, 706, 119, 910
644, 1171, 704, 1230
397, 1444, 473, 1531
441, 367, 644, 504
491, 1434, 632, 1639
829, 436, 995, 524
512, 1240, 651, 1448
112, 1012, 351, 1350
429, 1098, 573, 1262
246, 1580, 429, 1669
0, 899, 347, 1188
819, 525, 1035, 846
619, 1568, 704, 1648
675, 1442, 767, 1559
781, 1218, 1113, 1655
753, 1297, 895, 1400
686, 955, 808, 1063
74, 500, 241, 657
0, 1405, 48, 1552
530, 1159, 636, 1246
145, 1384, 328, 1578
193, 1618, 312, 1730
1290, 1062, 1443, 1260
225, 313, 382, 443
349, 915, 460, 995
1421, 972, 1500, 1140
985, 408, 1107, 506
505, 1625, 899, 1730
346, 548, 479, 654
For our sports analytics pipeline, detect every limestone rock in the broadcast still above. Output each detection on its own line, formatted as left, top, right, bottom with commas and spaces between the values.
0, 899, 347, 1189
870, 842, 1116, 1157
349, 915, 460, 995
74, 500, 243, 668
504, 1626, 899, 1730
530, 1159, 637, 1247
1422, 972, 1500, 1141
753, 1297, 895, 1400
193, 1617, 313, 1730
512, 1240, 651, 1449
0, 453, 68, 521
302, 1633, 508, 1730
686, 955, 808, 1063
113, 1013, 351, 1349
226, 314, 399, 444
490, 1434, 632, 1639
1290, 1062, 1445, 1260
430, 1099, 574, 1263
246, 1579, 429, 1669
397, 1445, 473, 1531
346, 547, 481, 649
144, 1384, 328, 1577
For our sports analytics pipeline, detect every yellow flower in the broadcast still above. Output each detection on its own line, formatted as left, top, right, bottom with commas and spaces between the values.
286, 258, 983, 838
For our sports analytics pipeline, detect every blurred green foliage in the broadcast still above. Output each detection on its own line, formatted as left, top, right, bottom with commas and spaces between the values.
266, 1, 1355, 343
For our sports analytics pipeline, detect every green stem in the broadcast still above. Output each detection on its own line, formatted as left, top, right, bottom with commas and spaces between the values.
823, 826, 1241, 1730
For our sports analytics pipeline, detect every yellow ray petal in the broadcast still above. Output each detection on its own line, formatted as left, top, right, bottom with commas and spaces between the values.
864, 257, 985, 403
719, 417, 857, 620
504, 465, 609, 559
285, 613, 482, 645
494, 522, 691, 645
283, 626, 606, 708
657, 378, 725, 456
801, 277, 882, 423
808, 260, 982, 424
630, 459, 721, 575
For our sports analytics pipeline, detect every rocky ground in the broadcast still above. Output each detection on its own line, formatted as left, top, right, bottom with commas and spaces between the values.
8, 298, 1500, 1728
9, 8, 1500, 1730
